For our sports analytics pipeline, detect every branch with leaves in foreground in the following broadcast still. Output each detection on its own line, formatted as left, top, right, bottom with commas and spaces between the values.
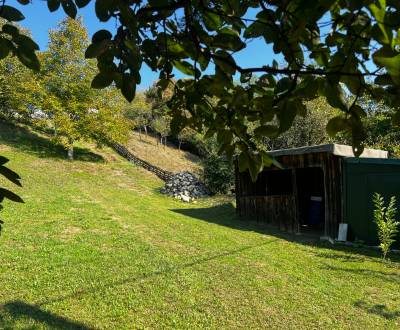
0, 156, 23, 233
2, 1, 400, 182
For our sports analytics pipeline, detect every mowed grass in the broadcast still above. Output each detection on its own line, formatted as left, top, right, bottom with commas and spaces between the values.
0, 123, 399, 329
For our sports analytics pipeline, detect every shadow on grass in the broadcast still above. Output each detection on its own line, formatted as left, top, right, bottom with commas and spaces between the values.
312, 252, 367, 263
320, 263, 400, 285
0, 121, 104, 162
170, 203, 400, 263
354, 301, 400, 320
0, 300, 93, 329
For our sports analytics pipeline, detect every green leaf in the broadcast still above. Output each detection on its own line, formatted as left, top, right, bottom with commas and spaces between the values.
172, 60, 195, 76
217, 130, 233, 145
350, 116, 366, 157
61, 0, 77, 18
254, 125, 279, 138
0, 5, 25, 21
16, 49, 40, 71
0, 38, 11, 60
238, 151, 250, 172
85, 40, 110, 58
295, 76, 320, 99
198, 52, 210, 71
47, 0, 61, 12
369, 0, 391, 44
75, 0, 91, 8
253, 95, 274, 121
91, 72, 114, 89
374, 74, 393, 85
350, 104, 366, 119
248, 152, 263, 182
2, 24, 19, 37
326, 116, 349, 137
244, 21, 266, 39
213, 50, 236, 76
121, 75, 136, 102
321, 81, 348, 111
92, 29, 112, 43
14, 35, 40, 51
342, 75, 363, 95
352, 144, 364, 157
260, 151, 282, 169
95, 0, 112, 22
203, 11, 222, 31
0, 188, 24, 203
275, 77, 291, 95
277, 99, 298, 132
373, 52, 400, 84
212, 30, 245, 51
17, 0, 30, 5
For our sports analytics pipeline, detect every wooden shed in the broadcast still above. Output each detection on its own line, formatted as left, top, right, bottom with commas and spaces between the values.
235, 144, 397, 242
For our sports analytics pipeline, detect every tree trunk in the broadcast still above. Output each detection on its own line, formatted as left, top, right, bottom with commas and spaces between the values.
178, 140, 182, 150
67, 146, 74, 160
67, 138, 74, 160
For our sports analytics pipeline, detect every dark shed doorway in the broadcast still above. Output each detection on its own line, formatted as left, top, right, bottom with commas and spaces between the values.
295, 167, 325, 234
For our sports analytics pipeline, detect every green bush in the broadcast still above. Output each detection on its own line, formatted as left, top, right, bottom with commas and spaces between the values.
203, 154, 234, 194
372, 192, 400, 259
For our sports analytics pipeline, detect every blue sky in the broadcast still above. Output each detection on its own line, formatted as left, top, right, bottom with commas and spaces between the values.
14, 1, 276, 90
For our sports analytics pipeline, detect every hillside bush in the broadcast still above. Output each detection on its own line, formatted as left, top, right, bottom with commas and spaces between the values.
203, 154, 234, 195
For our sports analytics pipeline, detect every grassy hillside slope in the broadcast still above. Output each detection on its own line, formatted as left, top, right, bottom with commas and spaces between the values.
124, 131, 202, 174
0, 122, 399, 329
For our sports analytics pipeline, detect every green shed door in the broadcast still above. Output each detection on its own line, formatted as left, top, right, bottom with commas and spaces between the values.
343, 158, 400, 246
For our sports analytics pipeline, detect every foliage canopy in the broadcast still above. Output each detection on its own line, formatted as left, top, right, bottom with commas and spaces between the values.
2, 1, 400, 180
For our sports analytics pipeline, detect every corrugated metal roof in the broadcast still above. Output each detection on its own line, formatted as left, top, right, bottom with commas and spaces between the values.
267, 143, 388, 159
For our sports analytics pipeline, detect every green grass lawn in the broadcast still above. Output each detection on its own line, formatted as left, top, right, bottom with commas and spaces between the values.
0, 123, 399, 329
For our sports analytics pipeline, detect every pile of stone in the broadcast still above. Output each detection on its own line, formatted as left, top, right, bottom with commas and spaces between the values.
160, 171, 210, 202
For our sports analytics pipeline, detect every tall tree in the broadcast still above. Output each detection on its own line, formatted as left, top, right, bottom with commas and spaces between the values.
40, 17, 97, 159
90, 86, 132, 145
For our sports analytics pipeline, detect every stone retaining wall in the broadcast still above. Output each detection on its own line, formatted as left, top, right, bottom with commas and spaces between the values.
112, 143, 173, 181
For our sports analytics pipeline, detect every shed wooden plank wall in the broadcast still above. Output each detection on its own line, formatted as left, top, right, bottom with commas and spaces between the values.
237, 196, 296, 232
235, 152, 343, 238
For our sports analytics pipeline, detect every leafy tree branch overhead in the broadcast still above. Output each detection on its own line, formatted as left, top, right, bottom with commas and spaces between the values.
2, 0, 400, 181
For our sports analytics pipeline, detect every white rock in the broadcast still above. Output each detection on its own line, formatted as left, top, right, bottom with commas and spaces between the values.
181, 195, 191, 202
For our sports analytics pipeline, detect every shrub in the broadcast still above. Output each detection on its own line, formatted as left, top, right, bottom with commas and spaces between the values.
372, 192, 400, 259
203, 154, 234, 194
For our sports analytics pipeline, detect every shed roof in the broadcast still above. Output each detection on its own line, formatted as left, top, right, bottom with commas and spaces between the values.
267, 144, 388, 159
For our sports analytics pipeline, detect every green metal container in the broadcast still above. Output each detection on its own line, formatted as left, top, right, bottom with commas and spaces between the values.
343, 158, 400, 247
